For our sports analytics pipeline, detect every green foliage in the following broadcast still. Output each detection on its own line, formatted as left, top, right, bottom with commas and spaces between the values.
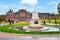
0, 20, 60, 34
41, 19, 60, 24
0, 24, 60, 34
0, 16, 7, 23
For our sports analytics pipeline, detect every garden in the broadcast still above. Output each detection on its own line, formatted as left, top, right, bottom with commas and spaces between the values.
0, 19, 60, 35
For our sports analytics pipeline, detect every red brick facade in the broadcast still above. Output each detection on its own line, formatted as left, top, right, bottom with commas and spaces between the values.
6, 9, 32, 21
6, 9, 52, 21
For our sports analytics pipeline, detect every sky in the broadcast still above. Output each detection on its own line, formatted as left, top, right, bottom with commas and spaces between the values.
0, 0, 60, 15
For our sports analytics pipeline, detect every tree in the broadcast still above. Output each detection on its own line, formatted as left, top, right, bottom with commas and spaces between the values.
54, 15, 57, 24
8, 19, 11, 25
51, 13, 57, 24
54, 17, 57, 24
0, 15, 7, 22
11, 20, 14, 24
43, 18, 46, 25
49, 18, 50, 23
8, 19, 14, 25
57, 3, 60, 16
48, 17, 50, 23
0, 18, 2, 23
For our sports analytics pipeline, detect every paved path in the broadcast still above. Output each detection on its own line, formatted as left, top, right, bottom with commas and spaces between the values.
0, 32, 60, 40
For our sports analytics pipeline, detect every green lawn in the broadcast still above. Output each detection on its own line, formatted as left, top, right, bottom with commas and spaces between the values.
0, 24, 60, 34
40, 19, 60, 24
0, 25, 60, 34
0, 20, 60, 34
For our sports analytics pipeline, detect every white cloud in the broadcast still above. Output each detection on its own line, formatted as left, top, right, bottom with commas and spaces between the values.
47, 1, 60, 14
0, 12, 6, 15
24, 6, 42, 12
37, 6, 42, 9
0, 3, 19, 12
48, 9, 58, 14
0, 4, 19, 15
0, 4, 15, 11
20, 0, 38, 5
47, 1, 56, 5
20, 7, 26, 9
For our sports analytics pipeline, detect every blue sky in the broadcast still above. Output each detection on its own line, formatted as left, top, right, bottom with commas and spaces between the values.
0, 0, 60, 15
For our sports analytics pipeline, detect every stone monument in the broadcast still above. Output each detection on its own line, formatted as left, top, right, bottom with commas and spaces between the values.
29, 10, 43, 29
11, 10, 59, 32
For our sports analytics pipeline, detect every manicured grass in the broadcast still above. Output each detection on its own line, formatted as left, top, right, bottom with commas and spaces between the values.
0, 21, 60, 34
40, 19, 60, 24
13, 21, 30, 26
0, 24, 26, 34
0, 24, 60, 34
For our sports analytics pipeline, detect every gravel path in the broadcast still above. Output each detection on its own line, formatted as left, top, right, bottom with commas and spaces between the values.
0, 32, 60, 40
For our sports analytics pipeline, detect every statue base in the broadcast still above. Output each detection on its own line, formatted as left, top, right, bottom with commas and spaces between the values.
28, 26, 43, 29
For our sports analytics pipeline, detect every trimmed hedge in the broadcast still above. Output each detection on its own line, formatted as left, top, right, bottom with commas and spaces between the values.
0, 24, 60, 34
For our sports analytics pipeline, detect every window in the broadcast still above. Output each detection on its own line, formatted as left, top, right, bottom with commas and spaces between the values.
20, 14, 25, 16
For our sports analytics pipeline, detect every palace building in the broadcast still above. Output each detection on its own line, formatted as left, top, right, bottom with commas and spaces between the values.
4, 3, 60, 22
6, 9, 52, 22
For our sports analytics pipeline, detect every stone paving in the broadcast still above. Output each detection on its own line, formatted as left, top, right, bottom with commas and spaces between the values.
0, 32, 60, 40
0, 35, 60, 40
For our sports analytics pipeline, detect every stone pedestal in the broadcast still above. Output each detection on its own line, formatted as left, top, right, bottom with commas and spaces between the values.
29, 10, 43, 29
